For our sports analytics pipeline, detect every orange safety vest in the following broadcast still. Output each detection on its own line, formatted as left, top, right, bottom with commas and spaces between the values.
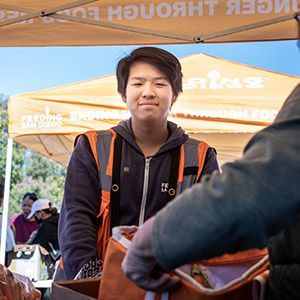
84, 129, 211, 261
99, 227, 269, 300
60, 129, 211, 269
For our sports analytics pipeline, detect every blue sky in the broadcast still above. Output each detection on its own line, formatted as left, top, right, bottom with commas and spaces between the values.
0, 40, 299, 96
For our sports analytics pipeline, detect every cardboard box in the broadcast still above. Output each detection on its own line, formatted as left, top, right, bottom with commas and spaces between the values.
51, 278, 100, 300
8, 244, 49, 282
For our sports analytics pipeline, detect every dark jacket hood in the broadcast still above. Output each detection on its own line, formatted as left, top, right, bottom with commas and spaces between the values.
112, 118, 188, 156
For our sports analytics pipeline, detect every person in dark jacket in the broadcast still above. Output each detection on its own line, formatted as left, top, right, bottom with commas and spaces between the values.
27, 199, 59, 253
58, 47, 219, 280
122, 83, 300, 300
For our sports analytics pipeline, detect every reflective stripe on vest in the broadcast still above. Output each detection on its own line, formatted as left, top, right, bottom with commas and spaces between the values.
177, 140, 210, 194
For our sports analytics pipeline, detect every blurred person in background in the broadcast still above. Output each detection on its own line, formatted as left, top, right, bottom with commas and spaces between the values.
27, 198, 60, 255
27, 199, 60, 281
11, 192, 38, 244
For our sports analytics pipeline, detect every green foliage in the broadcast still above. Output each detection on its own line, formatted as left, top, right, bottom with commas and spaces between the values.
22, 152, 66, 208
0, 97, 66, 216
9, 167, 66, 215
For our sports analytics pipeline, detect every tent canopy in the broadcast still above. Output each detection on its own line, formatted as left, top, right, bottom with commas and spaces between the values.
2, 0, 300, 267
8, 53, 300, 166
0, 0, 299, 46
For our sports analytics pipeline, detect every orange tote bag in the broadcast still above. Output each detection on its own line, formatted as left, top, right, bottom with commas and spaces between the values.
98, 226, 269, 300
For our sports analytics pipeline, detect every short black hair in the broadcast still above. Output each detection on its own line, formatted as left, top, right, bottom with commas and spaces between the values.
22, 192, 38, 202
116, 47, 182, 99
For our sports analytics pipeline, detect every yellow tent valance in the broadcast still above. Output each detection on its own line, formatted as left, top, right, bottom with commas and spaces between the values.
8, 53, 300, 166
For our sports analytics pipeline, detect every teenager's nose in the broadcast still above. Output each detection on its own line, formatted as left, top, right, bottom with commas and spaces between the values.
142, 84, 155, 99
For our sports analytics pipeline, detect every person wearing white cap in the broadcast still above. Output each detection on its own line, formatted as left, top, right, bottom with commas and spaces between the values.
27, 199, 60, 254
27, 199, 51, 219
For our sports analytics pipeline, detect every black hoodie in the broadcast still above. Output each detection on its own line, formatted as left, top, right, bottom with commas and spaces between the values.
32, 213, 59, 252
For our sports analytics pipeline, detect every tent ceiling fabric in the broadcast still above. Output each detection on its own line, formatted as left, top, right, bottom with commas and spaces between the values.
15, 134, 76, 166
0, 0, 299, 46
8, 53, 300, 166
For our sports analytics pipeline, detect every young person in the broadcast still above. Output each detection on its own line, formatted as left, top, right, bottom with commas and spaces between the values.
58, 47, 219, 280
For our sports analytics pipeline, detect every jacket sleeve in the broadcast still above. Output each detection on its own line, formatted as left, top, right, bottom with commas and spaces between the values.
152, 84, 300, 270
32, 224, 48, 246
58, 134, 101, 279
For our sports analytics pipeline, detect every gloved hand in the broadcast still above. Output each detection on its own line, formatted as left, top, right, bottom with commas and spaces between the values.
121, 216, 179, 292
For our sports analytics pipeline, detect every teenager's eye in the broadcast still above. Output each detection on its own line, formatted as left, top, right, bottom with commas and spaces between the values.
131, 82, 142, 86
156, 82, 167, 87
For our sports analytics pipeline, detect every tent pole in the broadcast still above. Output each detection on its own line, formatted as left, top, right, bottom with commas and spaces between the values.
195, 12, 299, 42
0, 138, 13, 265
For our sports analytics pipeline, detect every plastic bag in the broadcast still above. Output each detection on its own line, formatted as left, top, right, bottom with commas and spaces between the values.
0, 263, 41, 300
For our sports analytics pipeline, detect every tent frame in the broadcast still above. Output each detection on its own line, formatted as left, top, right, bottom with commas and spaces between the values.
0, 138, 13, 265
0, 2, 299, 43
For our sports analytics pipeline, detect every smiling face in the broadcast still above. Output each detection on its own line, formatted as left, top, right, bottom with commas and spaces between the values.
122, 61, 177, 127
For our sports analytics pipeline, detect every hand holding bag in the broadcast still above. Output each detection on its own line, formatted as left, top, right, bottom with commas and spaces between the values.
98, 226, 269, 300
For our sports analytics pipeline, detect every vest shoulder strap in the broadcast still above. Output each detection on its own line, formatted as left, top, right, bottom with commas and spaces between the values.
178, 139, 211, 184
167, 139, 211, 200
82, 129, 118, 171
81, 130, 101, 171
196, 140, 210, 182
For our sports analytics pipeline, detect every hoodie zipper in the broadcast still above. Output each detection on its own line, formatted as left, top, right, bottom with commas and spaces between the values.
138, 157, 152, 226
